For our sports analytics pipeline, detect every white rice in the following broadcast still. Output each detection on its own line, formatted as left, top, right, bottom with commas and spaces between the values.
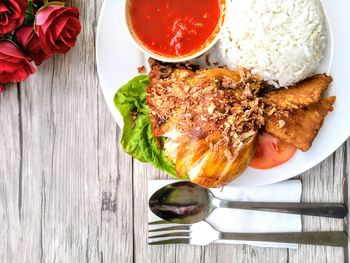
212, 0, 327, 87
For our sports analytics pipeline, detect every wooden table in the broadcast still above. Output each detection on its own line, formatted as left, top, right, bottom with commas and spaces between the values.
0, 1, 348, 262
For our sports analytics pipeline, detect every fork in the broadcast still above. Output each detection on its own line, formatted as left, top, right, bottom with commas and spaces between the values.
148, 220, 348, 247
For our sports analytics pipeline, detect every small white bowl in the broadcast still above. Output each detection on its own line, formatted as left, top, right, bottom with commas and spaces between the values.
124, 0, 227, 63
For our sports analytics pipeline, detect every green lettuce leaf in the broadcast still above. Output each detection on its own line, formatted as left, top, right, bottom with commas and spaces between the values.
114, 75, 177, 177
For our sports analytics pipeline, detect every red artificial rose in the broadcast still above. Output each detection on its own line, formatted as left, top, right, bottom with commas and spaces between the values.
0, 0, 27, 36
36, 5, 81, 55
16, 26, 51, 66
0, 41, 36, 84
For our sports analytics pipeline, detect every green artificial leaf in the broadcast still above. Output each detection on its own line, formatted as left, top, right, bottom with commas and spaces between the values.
114, 75, 178, 177
1, 34, 15, 42
24, 0, 35, 25
24, 13, 35, 26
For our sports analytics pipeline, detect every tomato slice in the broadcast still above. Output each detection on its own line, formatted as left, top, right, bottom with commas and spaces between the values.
250, 133, 297, 169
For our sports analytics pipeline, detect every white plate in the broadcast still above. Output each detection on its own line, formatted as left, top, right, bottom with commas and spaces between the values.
96, 0, 350, 187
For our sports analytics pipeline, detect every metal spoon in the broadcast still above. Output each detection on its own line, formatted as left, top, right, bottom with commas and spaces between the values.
149, 181, 348, 224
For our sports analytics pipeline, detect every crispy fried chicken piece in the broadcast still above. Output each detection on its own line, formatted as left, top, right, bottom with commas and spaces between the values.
262, 74, 332, 110
265, 97, 336, 151
146, 59, 265, 188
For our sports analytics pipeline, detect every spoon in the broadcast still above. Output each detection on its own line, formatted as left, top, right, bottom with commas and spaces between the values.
149, 181, 348, 224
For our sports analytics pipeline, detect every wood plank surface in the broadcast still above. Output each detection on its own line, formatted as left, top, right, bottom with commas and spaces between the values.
0, 84, 21, 263
0, 0, 348, 262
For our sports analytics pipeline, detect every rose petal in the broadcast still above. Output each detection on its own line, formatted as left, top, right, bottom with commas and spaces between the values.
36, 6, 81, 54
0, 0, 27, 36
0, 41, 36, 83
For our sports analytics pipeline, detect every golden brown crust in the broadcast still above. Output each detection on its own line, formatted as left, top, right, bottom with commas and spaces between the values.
262, 74, 332, 110
265, 97, 336, 151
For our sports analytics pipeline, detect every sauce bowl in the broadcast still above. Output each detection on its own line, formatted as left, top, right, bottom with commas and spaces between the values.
124, 0, 226, 63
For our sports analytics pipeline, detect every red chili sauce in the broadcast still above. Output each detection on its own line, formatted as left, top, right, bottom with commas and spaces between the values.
129, 0, 222, 57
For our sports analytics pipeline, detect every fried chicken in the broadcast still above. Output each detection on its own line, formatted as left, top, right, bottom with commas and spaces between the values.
147, 59, 265, 188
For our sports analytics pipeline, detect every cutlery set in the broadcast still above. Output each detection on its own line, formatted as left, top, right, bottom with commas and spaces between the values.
148, 181, 348, 247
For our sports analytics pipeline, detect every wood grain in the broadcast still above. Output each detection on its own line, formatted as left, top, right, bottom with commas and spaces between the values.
0, 0, 348, 262
0, 84, 21, 263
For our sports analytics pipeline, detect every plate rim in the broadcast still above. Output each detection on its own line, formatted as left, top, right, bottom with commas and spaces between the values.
96, 0, 350, 187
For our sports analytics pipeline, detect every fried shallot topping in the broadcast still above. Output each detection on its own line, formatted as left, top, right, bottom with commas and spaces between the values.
146, 59, 266, 151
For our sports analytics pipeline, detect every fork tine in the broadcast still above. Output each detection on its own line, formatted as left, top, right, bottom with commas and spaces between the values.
149, 232, 191, 239
149, 225, 191, 232
148, 238, 191, 245
148, 220, 170, 225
